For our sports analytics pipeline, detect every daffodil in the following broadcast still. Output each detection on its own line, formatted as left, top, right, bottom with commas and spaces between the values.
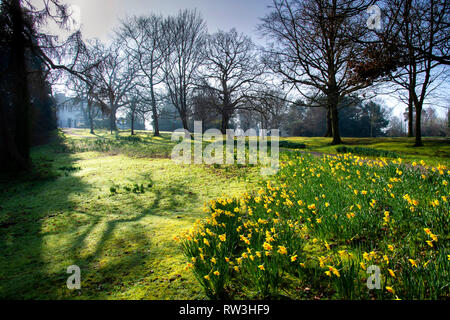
326, 265, 340, 277
363, 252, 370, 261
277, 246, 288, 255
409, 259, 418, 268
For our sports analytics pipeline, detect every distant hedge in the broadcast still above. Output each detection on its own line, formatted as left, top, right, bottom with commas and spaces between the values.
279, 141, 306, 149
336, 146, 399, 158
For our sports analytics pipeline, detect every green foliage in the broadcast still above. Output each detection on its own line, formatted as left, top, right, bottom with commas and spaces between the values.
181, 197, 306, 298
182, 152, 450, 300
109, 180, 152, 195
116, 135, 143, 143
181, 199, 242, 299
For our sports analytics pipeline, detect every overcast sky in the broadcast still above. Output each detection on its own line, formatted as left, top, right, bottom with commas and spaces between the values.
59, 0, 274, 43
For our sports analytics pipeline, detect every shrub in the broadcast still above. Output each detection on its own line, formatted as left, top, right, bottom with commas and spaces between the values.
279, 141, 306, 149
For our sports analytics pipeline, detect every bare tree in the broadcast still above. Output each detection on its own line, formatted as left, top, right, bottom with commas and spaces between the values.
246, 89, 290, 132
66, 75, 103, 135
198, 28, 264, 133
119, 14, 166, 136
191, 89, 221, 131
404, 1, 450, 66
65, 42, 109, 135
162, 9, 206, 132
89, 39, 137, 134
124, 89, 147, 136
259, 0, 375, 145
386, 115, 406, 137
351, 0, 449, 146
390, 0, 448, 146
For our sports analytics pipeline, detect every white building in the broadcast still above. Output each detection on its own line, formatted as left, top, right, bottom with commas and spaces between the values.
55, 93, 86, 128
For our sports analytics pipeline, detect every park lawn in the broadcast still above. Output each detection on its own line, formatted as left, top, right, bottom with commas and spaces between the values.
0, 131, 260, 299
0, 129, 448, 300
65, 129, 450, 166
282, 137, 450, 166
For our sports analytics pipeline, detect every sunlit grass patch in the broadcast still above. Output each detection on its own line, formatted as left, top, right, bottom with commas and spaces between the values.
282, 136, 450, 166
0, 133, 259, 299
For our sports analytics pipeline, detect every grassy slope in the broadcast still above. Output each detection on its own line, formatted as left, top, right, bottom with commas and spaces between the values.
0, 130, 448, 299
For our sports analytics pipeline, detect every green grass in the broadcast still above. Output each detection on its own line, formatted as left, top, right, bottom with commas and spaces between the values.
0, 130, 260, 299
0, 129, 448, 300
282, 137, 450, 167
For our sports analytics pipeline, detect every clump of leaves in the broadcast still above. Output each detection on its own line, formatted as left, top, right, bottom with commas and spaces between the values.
109, 180, 153, 195
110, 186, 118, 194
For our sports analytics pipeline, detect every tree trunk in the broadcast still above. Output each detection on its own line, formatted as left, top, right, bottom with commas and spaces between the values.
331, 105, 342, 145
110, 106, 117, 133
328, 93, 342, 145
407, 93, 414, 137
152, 105, 160, 136
414, 105, 423, 147
88, 102, 95, 134
10, 0, 31, 171
131, 109, 135, 136
150, 86, 160, 137
0, 93, 29, 172
181, 110, 189, 131
89, 119, 94, 134
324, 108, 332, 137
221, 112, 230, 135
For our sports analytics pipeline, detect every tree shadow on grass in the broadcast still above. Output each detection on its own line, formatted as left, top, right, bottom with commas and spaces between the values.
0, 144, 90, 299
0, 134, 205, 299
55, 180, 200, 299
